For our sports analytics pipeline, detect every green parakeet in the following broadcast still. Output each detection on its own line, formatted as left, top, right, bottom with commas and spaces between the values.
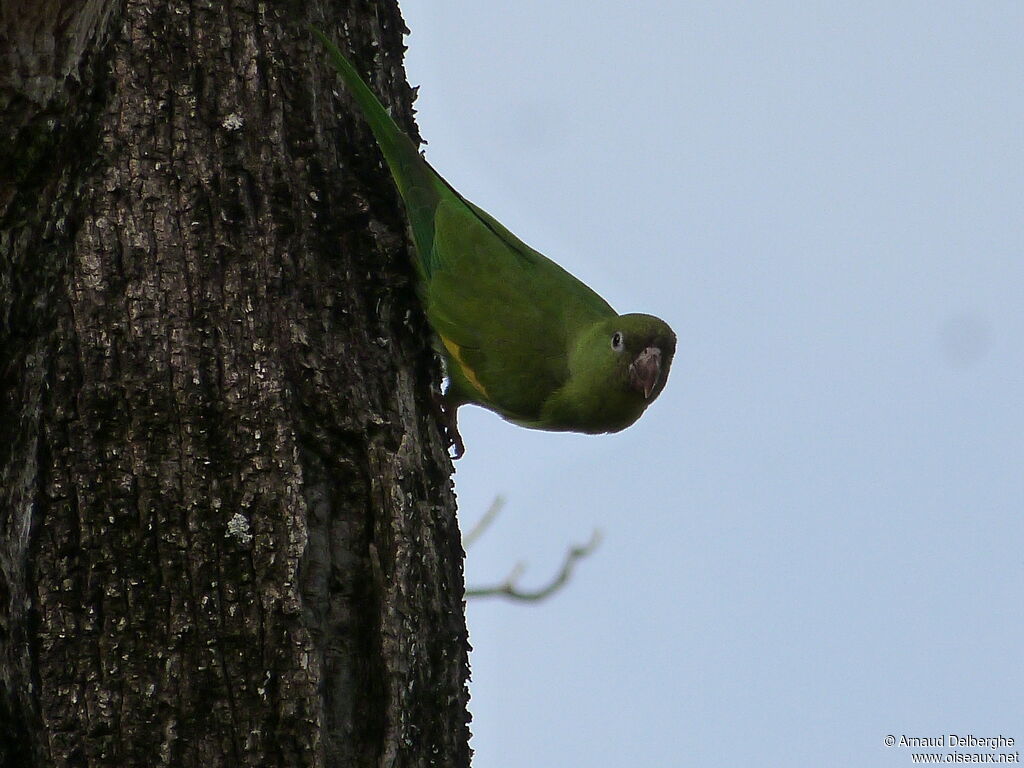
315, 31, 676, 457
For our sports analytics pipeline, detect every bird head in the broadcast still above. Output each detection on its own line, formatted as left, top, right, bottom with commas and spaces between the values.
563, 313, 676, 433
612, 313, 676, 403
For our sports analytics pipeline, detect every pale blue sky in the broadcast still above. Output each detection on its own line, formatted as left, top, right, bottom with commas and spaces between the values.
400, 2, 1024, 766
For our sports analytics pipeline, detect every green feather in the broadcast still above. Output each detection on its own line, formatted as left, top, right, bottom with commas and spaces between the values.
314, 30, 676, 446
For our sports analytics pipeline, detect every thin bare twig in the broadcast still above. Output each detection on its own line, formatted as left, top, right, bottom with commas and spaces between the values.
462, 495, 505, 548
465, 529, 603, 602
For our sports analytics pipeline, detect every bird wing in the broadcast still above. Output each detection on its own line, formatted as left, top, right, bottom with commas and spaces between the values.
424, 196, 614, 420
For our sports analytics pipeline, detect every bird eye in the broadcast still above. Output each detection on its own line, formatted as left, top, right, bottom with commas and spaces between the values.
611, 331, 624, 351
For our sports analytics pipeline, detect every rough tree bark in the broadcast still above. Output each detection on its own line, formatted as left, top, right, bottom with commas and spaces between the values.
0, 1, 471, 766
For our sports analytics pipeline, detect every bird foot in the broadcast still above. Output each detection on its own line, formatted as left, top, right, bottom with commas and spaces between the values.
431, 391, 465, 460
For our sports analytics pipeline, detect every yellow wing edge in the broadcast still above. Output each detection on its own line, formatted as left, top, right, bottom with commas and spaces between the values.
439, 334, 490, 399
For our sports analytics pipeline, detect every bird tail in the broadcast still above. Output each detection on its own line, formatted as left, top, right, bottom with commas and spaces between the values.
312, 28, 440, 267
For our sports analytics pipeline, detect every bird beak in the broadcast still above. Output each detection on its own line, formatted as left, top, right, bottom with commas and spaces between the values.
629, 346, 662, 399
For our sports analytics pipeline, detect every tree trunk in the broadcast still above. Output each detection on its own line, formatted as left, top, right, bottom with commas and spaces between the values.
0, 2, 471, 766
